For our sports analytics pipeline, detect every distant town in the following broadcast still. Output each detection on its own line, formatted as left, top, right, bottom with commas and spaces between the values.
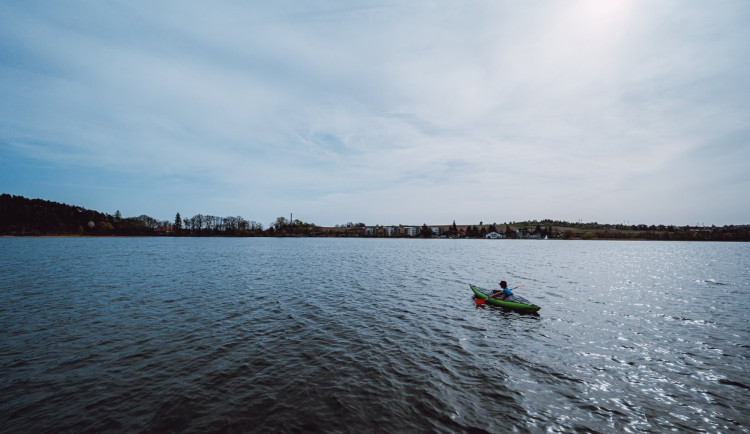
2, 194, 749, 241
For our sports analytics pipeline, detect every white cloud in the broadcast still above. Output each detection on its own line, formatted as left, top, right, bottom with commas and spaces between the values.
1, 0, 748, 225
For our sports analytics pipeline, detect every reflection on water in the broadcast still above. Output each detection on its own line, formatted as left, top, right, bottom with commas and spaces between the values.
1, 238, 748, 432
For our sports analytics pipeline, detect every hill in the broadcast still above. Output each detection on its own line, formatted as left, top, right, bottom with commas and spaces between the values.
0, 194, 156, 236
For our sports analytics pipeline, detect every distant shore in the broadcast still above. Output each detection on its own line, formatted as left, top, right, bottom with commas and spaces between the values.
3, 194, 748, 241
3, 234, 748, 242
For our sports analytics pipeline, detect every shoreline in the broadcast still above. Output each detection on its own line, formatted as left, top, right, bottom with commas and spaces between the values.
2, 234, 747, 242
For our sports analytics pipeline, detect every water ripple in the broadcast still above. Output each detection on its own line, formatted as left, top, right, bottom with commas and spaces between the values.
0, 238, 748, 432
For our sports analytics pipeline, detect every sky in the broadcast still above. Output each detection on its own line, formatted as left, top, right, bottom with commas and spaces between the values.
1, 1, 749, 227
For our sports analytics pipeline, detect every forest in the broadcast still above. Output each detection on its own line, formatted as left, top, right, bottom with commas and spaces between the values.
1, 194, 165, 236
0, 194, 301, 236
2, 194, 749, 240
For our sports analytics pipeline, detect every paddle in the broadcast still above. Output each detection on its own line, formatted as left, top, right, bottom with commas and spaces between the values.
475, 286, 521, 307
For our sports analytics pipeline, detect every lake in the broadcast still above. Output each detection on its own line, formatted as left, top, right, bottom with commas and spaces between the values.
1, 238, 748, 432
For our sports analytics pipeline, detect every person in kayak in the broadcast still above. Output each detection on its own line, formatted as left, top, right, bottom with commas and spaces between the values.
489, 280, 517, 302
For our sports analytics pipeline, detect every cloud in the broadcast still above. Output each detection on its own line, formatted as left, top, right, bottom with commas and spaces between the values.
1, 0, 748, 225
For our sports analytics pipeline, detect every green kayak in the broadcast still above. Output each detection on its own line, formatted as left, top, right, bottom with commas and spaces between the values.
470, 284, 541, 313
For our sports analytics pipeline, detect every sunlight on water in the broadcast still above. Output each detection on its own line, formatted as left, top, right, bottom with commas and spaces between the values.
1, 238, 748, 432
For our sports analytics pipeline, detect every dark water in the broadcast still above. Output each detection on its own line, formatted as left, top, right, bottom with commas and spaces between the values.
1, 238, 748, 433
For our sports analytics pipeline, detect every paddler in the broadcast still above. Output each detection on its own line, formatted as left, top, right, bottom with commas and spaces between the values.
488, 280, 518, 302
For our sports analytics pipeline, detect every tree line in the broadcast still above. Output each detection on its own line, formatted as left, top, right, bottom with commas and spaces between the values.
0, 194, 156, 236
0, 194, 314, 237
173, 212, 265, 236
2, 194, 748, 240
512, 219, 750, 242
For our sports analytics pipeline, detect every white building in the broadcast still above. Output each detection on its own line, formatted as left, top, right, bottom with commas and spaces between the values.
404, 226, 419, 237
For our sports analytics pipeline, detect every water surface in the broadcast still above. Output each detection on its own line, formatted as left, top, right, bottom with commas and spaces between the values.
1, 238, 748, 432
